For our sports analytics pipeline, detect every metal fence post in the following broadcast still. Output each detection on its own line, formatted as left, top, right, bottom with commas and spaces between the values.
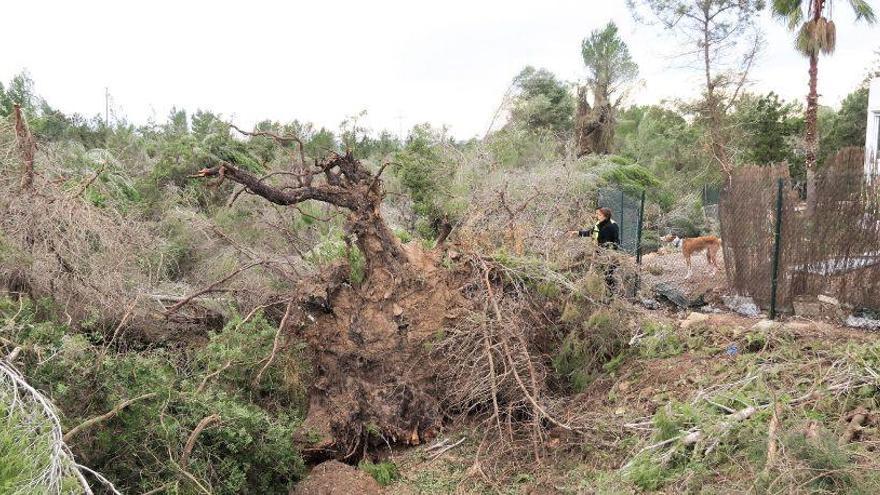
619, 189, 625, 249
636, 189, 646, 264
769, 178, 784, 320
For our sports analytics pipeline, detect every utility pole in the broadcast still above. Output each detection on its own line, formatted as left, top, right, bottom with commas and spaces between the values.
395, 112, 405, 142
105, 87, 110, 127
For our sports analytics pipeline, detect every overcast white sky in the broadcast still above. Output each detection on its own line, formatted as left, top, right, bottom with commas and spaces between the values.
2, 0, 878, 139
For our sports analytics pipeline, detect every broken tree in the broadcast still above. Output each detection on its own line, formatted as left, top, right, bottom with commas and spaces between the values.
575, 21, 638, 157
193, 148, 465, 459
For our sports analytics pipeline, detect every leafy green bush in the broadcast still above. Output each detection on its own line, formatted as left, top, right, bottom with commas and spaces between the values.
359, 460, 400, 486
1, 297, 307, 494
639, 321, 685, 358
553, 309, 628, 392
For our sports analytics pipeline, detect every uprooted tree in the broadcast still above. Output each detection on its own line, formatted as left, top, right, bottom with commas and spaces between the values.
192, 139, 467, 459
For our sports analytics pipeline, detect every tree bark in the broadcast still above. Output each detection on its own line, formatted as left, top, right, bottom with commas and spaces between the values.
575, 86, 614, 157
803, 0, 825, 215
12, 104, 36, 191
805, 51, 820, 214
194, 153, 407, 285
702, 11, 732, 173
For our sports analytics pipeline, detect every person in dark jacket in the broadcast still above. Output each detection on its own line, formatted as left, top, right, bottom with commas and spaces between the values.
568, 207, 620, 248
568, 207, 621, 295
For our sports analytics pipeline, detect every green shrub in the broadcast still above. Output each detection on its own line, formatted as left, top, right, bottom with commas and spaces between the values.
1, 297, 307, 494
359, 460, 400, 486
553, 309, 627, 392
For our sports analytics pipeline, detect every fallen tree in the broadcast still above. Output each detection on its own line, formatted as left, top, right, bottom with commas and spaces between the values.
192, 149, 463, 459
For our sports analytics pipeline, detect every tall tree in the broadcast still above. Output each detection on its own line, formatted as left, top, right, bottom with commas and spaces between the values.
576, 21, 639, 156
508, 66, 575, 134
733, 92, 804, 167
628, 0, 764, 173
771, 0, 876, 209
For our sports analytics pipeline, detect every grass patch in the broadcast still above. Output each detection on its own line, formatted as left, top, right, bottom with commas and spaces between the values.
359, 460, 400, 486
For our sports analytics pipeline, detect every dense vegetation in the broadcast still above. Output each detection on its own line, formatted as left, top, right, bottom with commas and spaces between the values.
1, 12, 878, 493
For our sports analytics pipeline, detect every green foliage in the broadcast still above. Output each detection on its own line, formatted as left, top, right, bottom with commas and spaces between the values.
1, 297, 307, 494
820, 86, 870, 165
306, 232, 367, 285
553, 308, 628, 392
638, 321, 685, 358
615, 104, 702, 181
486, 123, 561, 168
0, 391, 82, 494
733, 92, 804, 167
601, 163, 660, 193
359, 460, 401, 486
581, 21, 638, 106
509, 66, 575, 134
782, 429, 867, 493
392, 123, 455, 232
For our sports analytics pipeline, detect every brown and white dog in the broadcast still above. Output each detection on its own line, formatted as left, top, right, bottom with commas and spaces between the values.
661, 234, 722, 279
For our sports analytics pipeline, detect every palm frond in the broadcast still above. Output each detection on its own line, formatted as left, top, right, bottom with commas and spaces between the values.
848, 0, 877, 23
772, 0, 806, 29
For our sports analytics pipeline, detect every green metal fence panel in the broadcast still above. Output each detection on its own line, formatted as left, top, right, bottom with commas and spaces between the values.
597, 187, 643, 255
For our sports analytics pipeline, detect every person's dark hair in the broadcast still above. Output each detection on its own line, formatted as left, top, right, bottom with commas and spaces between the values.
597, 207, 613, 220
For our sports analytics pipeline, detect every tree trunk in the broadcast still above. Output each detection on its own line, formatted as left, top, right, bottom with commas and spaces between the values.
805, 51, 820, 215
575, 87, 593, 157
12, 104, 36, 191
702, 15, 731, 173
575, 86, 614, 157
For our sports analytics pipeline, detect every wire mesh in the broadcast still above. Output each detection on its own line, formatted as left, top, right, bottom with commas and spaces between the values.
597, 187, 643, 255
720, 148, 880, 312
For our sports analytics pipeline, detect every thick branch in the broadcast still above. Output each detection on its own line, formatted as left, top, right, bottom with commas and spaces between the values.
180, 414, 221, 469
193, 162, 359, 210
229, 123, 307, 170
162, 261, 268, 317
63, 393, 157, 442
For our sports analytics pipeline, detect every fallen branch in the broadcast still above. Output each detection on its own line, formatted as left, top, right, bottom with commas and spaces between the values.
95, 299, 138, 367
13, 104, 36, 191
839, 406, 868, 445
66, 163, 107, 200
196, 361, 232, 394
229, 123, 307, 170
252, 300, 294, 387
180, 414, 221, 469
763, 385, 783, 476
163, 261, 267, 317
429, 437, 466, 460
63, 393, 158, 443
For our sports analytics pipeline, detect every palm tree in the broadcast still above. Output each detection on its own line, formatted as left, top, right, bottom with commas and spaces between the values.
772, 0, 876, 209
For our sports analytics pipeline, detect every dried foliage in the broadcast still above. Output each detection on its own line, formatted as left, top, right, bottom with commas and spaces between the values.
432, 252, 637, 476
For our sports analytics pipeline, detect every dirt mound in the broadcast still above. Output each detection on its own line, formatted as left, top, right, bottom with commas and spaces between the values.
291, 460, 382, 495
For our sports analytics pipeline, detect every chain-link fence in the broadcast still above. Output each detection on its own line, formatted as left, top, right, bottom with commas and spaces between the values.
720, 148, 880, 315
597, 187, 645, 258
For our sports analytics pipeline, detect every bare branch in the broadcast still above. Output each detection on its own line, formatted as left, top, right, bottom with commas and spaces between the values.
180, 414, 221, 469
163, 261, 268, 317
63, 393, 158, 443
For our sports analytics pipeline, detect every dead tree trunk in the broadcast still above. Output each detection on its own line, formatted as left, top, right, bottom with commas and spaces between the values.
194, 151, 455, 459
13, 104, 36, 191
575, 86, 614, 157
